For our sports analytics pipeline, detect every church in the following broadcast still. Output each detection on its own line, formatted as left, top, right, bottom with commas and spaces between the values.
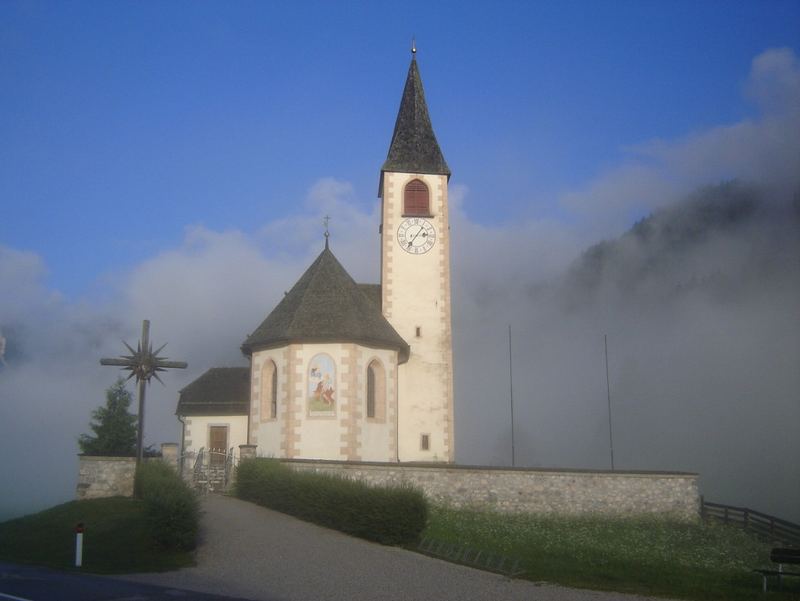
177, 51, 455, 464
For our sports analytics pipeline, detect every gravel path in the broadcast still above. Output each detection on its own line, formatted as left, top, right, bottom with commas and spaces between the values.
123, 495, 674, 601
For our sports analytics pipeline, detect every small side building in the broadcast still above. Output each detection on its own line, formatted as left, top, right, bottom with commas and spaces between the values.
176, 367, 250, 466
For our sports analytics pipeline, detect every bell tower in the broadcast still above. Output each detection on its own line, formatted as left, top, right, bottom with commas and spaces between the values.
379, 48, 454, 462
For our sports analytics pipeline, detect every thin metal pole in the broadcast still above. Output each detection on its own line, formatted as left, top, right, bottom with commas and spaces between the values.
137, 378, 146, 467
508, 325, 516, 467
604, 334, 615, 471
135, 320, 149, 467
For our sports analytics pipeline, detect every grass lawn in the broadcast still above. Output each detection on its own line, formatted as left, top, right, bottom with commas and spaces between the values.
423, 506, 799, 601
0, 496, 194, 574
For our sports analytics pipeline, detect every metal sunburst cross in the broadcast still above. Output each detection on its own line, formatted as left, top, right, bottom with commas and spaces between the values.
100, 320, 187, 465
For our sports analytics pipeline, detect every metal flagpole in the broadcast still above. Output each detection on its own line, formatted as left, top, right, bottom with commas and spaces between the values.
604, 334, 615, 471
509, 324, 516, 467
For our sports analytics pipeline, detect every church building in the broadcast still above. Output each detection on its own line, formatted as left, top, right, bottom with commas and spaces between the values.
177, 51, 455, 463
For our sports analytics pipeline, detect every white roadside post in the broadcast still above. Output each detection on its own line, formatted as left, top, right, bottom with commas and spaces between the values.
75, 523, 85, 568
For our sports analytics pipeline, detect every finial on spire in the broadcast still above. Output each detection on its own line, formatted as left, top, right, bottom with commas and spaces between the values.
411, 37, 416, 57
323, 215, 331, 249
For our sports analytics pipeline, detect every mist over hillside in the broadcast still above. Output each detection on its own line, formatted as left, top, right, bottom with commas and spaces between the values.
562, 182, 799, 308
453, 181, 800, 521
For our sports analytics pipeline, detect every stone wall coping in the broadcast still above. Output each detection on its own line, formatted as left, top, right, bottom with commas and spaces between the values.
281, 458, 697, 478
77, 455, 137, 462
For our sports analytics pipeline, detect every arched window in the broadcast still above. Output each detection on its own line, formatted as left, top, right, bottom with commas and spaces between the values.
260, 360, 277, 421
270, 367, 277, 419
367, 364, 376, 418
366, 360, 386, 421
403, 179, 430, 216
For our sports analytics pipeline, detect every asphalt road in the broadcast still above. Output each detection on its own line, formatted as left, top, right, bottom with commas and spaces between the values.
122, 495, 675, 601
0, 561, 261, 601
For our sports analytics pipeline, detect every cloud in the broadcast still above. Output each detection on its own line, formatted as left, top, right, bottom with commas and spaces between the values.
746, 47, 800, 115
123, 225, 287, 367
561, 48, 800, 230
0, 246, 127, 518
258, 177, 379, 283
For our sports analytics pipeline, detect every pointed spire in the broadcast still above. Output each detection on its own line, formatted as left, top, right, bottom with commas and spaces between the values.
381, 51, 450, 179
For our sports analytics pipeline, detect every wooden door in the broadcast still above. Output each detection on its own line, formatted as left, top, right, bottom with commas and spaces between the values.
209, 426, 227, 466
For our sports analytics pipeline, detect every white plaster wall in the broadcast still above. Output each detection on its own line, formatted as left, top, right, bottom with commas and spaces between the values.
358, 348, 397, 461
182, 415, 248, 456
359, 348, 397, 461
381, 171, 454, 462
295, 343, 347, 460
300, 418, 342, 459
251, 347, 288, 457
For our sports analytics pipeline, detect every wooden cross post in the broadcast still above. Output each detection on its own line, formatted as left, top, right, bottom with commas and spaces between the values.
100, 320, 187, 466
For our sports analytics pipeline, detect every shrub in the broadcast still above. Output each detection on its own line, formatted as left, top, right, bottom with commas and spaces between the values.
236, 459, 428, 545
134, 461, 199, 551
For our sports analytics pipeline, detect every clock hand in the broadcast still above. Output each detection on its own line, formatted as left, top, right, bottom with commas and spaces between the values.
409, 225, 425, 245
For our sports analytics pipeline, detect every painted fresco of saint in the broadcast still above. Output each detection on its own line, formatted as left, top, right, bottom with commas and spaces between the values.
308, 354, 336, 415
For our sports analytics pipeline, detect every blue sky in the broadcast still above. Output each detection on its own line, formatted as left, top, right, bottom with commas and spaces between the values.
1, 2, 799, 520
2, 1, 798, 298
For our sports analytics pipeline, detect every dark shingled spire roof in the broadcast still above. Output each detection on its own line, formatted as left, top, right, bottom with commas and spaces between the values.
176, 367, 249, 416
381, 56, 450, 180
241, 247, 409, 362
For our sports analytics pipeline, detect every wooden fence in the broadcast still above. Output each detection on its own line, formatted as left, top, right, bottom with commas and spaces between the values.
702, 500, 800, 546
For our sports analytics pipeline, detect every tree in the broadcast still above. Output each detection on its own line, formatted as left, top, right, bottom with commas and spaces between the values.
79, 378, 138, 456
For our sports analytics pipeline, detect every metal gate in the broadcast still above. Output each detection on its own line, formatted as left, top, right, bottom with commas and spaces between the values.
180, 447, 238, 493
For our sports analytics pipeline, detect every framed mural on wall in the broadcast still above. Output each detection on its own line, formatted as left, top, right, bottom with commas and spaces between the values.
308, 353, 336, 416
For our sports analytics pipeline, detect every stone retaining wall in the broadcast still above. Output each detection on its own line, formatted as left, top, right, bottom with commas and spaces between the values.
283, 459, 700, 520
76, 444, 180, 500
76, 456, 136, 499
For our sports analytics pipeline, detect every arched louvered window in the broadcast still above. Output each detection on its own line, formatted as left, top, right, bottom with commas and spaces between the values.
366, 360, 386, 421
403, 179, 430, 216
260, 360, 277, 421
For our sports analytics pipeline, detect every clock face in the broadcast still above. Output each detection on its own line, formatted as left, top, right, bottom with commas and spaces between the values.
397, 218, 436, 254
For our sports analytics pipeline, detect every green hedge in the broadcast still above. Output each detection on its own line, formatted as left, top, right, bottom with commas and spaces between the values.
134, 461, 199, 551
235, 459, 428, 545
